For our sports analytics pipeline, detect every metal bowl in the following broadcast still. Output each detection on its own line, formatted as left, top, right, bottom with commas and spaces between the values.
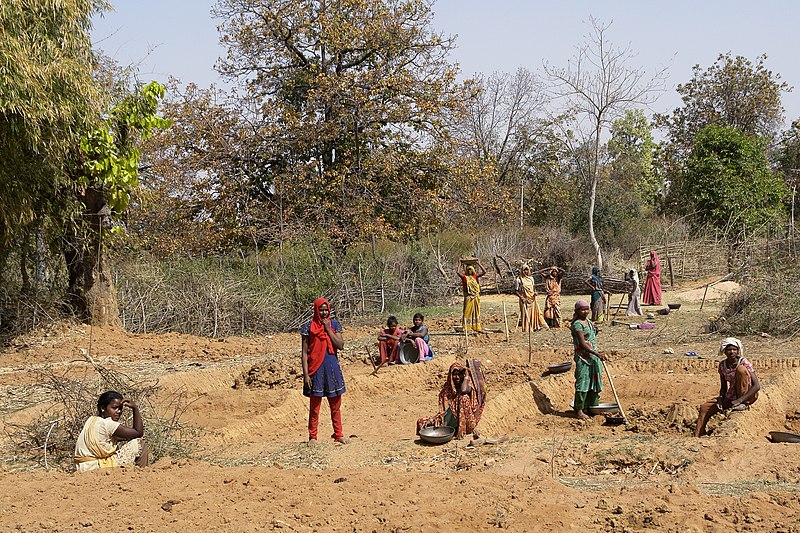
398, 341, 419, 364
587, 403, 621, 416
769, 431, 800, 443
419, 426, 455, 445
668, 303, 682, 310
547, 362, 572, 374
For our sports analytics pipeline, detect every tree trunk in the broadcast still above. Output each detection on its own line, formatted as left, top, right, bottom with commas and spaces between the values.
63, 188, 120, 326
588, 124, 603, 269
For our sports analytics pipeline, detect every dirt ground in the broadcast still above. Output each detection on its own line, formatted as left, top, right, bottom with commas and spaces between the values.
3, 280, 800, 532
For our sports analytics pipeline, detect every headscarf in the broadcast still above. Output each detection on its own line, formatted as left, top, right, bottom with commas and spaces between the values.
719, 337, 744, 358
629, 269, 640, 284
648, 251, 662, 276
465, 265, 476, 276
575, 299, 590, 310
572, 299, 591, 323
590, 267, 603, 292
438, 361, 486, 433
307, 297, 336, 376
439, 361, 466, 408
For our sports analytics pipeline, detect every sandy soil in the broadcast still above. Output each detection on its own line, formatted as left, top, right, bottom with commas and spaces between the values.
2, 285, 800, 532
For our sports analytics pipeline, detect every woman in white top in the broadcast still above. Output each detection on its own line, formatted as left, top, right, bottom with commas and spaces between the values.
73, 391, 148, 472
625, 269, 643, 316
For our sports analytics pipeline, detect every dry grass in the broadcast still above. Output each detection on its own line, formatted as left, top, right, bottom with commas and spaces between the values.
4, 357, 200, 471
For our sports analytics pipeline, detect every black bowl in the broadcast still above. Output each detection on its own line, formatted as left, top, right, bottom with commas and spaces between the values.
419, 426, 455, 444
769, 431, 800, 443
604, 414, 626, 425
547, 362, 572, 374
668, 303, 682, 310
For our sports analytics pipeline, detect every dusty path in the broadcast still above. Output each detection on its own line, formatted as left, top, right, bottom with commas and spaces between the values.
2, 287, 800, 532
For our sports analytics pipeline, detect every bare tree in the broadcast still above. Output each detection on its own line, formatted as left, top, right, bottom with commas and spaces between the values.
545, 17, 667, 268
450, 68, 549, 226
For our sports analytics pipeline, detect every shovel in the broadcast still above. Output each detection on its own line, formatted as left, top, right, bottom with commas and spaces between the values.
602, 360, 627, 425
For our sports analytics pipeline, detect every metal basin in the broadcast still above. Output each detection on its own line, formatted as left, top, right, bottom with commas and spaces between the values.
668, 303, 682, 310
587, 403, 621, 416
547, 362, 572, 374
419, 426, 455, 445
398, 341, 419, 364
769, 431, 800, 443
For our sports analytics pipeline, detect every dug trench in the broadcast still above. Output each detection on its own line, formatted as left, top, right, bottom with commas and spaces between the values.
4, 304, 800, 530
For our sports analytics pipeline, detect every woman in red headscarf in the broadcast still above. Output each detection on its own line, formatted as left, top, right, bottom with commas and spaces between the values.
416, 360, 486, 439
301, 298, 347, 446
642, 250, 662, 305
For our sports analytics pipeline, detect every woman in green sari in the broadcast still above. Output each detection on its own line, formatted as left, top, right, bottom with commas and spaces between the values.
570, 300, 607, 420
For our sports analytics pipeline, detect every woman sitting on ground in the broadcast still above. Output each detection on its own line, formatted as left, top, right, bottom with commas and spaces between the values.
74, 391, 149, 472
403, 312, 434, 361
695, 337, 760, 437
377, 315, 403, 365
417, 360, 486, 439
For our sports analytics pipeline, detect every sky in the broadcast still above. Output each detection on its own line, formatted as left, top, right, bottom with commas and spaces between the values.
91, 0, 800, 127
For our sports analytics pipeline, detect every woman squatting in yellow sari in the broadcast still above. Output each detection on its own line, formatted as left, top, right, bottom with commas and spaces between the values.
73, 391, 149, 472
458, 259, 486, 332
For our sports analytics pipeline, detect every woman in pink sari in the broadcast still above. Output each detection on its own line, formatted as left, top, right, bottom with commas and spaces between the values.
642, 251, 662, 305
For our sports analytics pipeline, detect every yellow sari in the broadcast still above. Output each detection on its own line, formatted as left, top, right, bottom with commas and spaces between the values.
462, 274, 482, 332
74, 416, 120, 472
517, 276, 548, 332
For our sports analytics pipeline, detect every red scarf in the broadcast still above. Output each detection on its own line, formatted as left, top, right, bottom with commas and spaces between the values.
307, 297, 335, 376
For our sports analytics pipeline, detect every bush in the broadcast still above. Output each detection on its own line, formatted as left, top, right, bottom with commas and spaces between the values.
721, 266, 800, 336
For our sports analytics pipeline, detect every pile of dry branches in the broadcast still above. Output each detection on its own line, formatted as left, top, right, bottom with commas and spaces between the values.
5, 358, 199, 471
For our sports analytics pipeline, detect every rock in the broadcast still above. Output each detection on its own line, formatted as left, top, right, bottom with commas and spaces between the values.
704, 513, 715, 522
160, 500, 180, 512
664, 403, 698, 427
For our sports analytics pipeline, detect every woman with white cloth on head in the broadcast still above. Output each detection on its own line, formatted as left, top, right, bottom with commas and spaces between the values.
625, 269, 643, 316
694, 337, 760, 437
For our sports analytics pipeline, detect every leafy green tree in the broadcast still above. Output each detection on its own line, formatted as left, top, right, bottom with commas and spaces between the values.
607, 109, 661, 205
0, 1, 169, 324
656, 53, 789, 156
65, 81, 170, 323
776, 119, 800, 239
682, 125, 786, 240
0, 0, 106, 242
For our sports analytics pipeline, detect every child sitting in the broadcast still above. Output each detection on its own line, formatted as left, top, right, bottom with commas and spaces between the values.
403, 313, 434, 362
377, 316, 402, 365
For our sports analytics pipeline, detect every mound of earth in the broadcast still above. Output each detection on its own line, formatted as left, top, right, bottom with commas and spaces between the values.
676, 280, 741, 302
233, 359, 300, 389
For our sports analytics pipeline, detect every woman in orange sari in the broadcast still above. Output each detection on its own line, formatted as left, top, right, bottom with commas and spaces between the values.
542, 266, 564, 328
416, 361, 486, 439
